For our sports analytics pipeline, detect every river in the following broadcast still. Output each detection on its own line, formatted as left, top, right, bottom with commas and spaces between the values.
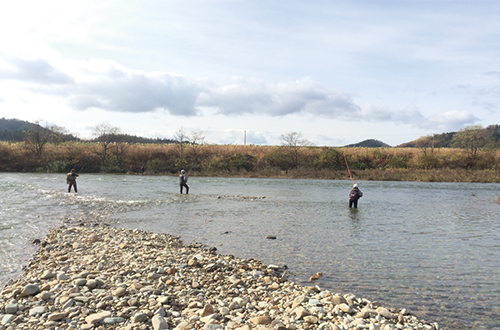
0, 173, 499, 329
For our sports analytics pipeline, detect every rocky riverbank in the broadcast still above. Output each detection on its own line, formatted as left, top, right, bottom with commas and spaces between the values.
0, 226, 441, 330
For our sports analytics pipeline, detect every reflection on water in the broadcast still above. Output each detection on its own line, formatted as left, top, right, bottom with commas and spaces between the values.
0, 173, 499, 329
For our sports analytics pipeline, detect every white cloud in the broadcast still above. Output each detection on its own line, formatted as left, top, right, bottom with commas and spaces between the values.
0, 56, 73, 85
429, 110, 479, 131
67, 60, 201, 116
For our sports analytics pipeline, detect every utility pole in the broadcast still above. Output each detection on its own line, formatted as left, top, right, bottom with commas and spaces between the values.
244, 130, 246, 145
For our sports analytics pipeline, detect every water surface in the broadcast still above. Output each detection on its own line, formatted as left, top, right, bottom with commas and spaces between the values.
0, 173, 499, 329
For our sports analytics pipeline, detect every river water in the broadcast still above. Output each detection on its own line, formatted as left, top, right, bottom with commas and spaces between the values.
0, 173, 499, 329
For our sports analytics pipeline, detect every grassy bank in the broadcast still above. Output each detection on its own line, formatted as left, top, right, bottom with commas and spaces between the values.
1, 141, 500, 182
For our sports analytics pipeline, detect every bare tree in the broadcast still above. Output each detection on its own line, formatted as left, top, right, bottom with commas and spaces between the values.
175, 127, 188, 162
24, 120, 69, 158
189, 129, 207, 169
280, 131, 313, 168
92, 122, 121, 165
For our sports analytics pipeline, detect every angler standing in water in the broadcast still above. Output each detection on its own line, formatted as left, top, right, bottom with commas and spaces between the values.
349, 184, 363, 208
66, 169, 79, 193
179, 169, 189, 194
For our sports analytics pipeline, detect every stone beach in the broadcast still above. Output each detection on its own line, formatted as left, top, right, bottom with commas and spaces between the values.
0, 225, 441, 330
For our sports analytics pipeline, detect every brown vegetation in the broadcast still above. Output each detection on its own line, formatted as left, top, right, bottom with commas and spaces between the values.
1, 141, 500, 182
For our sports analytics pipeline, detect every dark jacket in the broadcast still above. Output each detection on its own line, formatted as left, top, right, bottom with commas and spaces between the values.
349, 187, 363, 200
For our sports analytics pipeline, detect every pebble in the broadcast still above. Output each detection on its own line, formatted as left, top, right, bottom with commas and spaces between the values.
0, 226, 441, 330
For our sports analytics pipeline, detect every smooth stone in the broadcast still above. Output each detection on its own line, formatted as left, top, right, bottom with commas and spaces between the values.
152, 315, 169, 330
132, 312, 148, 323
40, 270, 55, 279
249, 316, 273, 325
5, 303, 18, 314
85, 311, 112, 324
62, 299, 74, 310
308, 298, 322, 305
200, 313, 219, 323
29, 306, 46, 316
175, 321, 192, 330
1, 314, 15, 325
86, 279, 98, 289
19, 284, 40, 297
113, 287, 127, 297
102, 317, 126, 324
74, 278, 87, 286
57, 273, 69, 281
295, 306, 311, 318
48, 312, 67, 321
331, 295, 347, 305
376, 307, 398, 320
304, 315, 318, 324
200, 304, 214, 317
37, 291, 52, 300
338, 303, 351, 313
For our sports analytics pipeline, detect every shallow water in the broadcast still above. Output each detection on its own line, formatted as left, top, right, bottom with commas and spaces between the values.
0, 173, 499, 329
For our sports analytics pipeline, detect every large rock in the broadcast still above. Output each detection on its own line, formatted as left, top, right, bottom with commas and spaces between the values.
29, 306, 46, 316
102, 317, 126, 324
152, 315, 169, 330
4, 303, 18, 314
19, 284, 40, 297
85, 311, 112, 324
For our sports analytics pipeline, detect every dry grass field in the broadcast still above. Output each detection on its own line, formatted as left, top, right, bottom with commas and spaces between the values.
1, 141, 499, 182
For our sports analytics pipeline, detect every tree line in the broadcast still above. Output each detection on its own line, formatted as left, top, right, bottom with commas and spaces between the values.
1, 124, 500, 182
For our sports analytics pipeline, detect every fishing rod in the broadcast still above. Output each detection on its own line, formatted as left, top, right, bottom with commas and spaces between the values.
343, 153, 354, 185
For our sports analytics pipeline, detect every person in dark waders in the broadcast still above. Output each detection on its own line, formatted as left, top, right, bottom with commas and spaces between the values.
179, 169, 189, 194
67, 169, 79, 193
349, 183, 363, 208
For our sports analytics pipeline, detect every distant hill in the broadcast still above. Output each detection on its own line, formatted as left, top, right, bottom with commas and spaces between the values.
0, 118, 80, 142
397, 125, 500, 148
397, 132, 455, 148
344, 139, 391, 148
0, 118, 175, 144
0, 118, 34, 141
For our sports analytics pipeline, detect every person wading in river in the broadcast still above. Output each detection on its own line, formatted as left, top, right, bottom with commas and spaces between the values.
179, 169, 189, 194
66, 169, 79, 193
349, 183, 363, 208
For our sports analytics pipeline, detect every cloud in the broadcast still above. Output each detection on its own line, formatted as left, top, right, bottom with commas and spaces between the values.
428, 110, 479, 131
0, 54, 484, 136
66, 60, 201, 116
246, 131, 268, 145
0, 55, 74, 85
484, 71, 500, 78
197, 77, 361, 118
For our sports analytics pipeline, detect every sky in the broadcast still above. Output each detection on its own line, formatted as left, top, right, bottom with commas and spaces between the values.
1, 0, 499, 146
